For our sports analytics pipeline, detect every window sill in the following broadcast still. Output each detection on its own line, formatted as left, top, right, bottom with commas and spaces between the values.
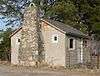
69, 48, 75, 50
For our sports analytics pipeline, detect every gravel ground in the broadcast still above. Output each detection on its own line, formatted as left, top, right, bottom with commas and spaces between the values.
0, 61, 100, 76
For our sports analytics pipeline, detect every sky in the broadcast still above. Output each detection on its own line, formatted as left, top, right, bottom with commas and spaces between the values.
0, 18, 6, 30
0, 0, 52, 30
0, 0, 27, 31
0, 15, 20, 31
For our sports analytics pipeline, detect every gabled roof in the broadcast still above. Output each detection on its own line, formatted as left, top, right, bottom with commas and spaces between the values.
42, 19, 86, 38
10, 19, 87, 38
10, 26, 22, 37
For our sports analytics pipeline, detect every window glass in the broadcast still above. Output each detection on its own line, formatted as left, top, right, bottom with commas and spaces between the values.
16, 38, 20, 44
54, 36, 57, 41
69, 38, 75, 50
52, 34, 58, 43
70, 39, 73, 48
18, 39, 20, 42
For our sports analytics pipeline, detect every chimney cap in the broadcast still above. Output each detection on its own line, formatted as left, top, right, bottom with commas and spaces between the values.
29, 3, 36, 7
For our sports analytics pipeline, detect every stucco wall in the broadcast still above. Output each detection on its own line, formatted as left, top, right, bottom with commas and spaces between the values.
41, 21, 66, 66
11, 29, 22, 65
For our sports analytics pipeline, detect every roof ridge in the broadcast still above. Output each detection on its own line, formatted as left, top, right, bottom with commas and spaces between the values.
42, 18, 86, 38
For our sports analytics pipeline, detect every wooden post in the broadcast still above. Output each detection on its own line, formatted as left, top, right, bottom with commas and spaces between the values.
97, 54, 99, 69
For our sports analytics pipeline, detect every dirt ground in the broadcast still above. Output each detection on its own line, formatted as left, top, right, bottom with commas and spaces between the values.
0, 61, 100, 76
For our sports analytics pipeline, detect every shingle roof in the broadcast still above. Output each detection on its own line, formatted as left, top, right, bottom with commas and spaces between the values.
10, 19, 86, 38
44, 19, 86, 38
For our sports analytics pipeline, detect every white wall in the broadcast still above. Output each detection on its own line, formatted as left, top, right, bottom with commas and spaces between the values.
11, 30, 21, 65
41, 21, 66, 66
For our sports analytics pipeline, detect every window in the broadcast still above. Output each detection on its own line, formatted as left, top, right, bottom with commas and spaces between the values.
16, 38, 20, 44
18, 39, 20, 42
69, 38, 75, 50
70, 39, 73, 48
52, 34, 58, 43
54, 36, 57, 41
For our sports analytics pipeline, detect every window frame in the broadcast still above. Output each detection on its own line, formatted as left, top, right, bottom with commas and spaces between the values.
16, 38, 20, 45
68, 38, 75, 50
52, 34, 59, 43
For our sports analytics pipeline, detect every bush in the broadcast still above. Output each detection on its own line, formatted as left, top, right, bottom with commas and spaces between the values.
0, 51, 11, 61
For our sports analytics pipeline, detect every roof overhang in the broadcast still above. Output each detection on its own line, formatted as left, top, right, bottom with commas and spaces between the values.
41, 18, 87, 39
9, 26, 22, 38
41, 19, 66, 34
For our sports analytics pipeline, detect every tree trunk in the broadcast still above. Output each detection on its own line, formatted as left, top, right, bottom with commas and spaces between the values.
4, 48, 9, 61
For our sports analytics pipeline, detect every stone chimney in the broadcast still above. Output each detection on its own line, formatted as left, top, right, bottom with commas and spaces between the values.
18, 3, 39, 66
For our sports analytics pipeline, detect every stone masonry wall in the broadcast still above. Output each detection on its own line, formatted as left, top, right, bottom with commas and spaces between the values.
18, 4, 39, 66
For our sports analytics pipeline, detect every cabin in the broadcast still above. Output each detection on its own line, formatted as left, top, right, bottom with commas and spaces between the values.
10, 3, 90, 67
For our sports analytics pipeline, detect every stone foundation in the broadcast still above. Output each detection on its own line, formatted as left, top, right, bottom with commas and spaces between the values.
18, 61, 36, 66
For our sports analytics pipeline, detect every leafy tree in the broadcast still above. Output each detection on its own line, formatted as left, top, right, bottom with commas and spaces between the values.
0, 0, 31, 26
0, 0, 100, 34
0, 28, 12, 61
